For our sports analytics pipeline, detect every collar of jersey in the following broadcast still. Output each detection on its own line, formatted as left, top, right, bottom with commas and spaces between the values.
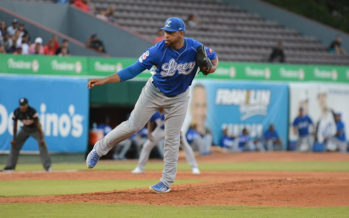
170, 40, 187, 56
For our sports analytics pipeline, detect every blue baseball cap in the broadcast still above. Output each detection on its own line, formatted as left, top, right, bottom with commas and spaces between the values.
161, 17, 185, 32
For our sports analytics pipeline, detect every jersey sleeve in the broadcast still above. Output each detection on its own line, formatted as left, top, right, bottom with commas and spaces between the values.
30, 108, 39, 120
137, 44, 160, 70
12, 109, 19, 121
205, 47, 217, 60
292, 118, 298, 127
307, 116, 313, 124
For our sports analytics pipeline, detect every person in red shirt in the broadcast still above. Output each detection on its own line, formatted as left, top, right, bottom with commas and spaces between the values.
74, 0, 90, 12
44, 39, 56, 55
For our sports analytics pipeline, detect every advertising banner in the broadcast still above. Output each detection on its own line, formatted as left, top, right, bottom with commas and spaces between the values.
0, 75, 89, 153
183, 80, 289, 148
0, 54, 348, 83
289, 83, 349, 146
0, 54, 88, 76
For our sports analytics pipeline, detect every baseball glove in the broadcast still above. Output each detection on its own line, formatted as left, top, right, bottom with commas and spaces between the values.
196, 45, 212, 75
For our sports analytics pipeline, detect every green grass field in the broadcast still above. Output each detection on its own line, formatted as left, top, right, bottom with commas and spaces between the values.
0, 155, 348, 218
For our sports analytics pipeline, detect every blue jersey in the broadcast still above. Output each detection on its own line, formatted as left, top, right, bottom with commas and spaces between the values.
220, 135, 235, 148
293, 115, 313, 137
137, 38, 217, 97
150, 112, 165, 129
238, 134, 250, 148
186, 128, 200, 144
336, 120, 346, 141
263, 129, 279, 140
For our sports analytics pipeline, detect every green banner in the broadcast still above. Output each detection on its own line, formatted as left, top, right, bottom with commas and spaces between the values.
87, 57, 152, 78
0, 54, 348, 83
0, 54, 88, 76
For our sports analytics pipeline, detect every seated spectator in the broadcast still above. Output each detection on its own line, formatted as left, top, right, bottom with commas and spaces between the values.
29, 37, 44, 55
19, 34, 30, 55
0, 45, 6, 54
44, 39, 56, 55
329, 36, 346, 54
238, 128, 256, 151
17, 23, 29, 39
219, 127, 238, 151
2, 33, 11, 52
96, 9, 108, 22
154, 29, 165, 44
50, 35, 60, 51
74, 0, 90, 12
6, 33, 20, 53
86, 34, 106, 53
269, 41, 285, 63
0, 21, 7, 37
55, 39, 70, 55
262, 124, 283, 151
13, 46, 22, 55
7, 19, 18, 36
186, 14, 200, 29
105, 8, 116, 22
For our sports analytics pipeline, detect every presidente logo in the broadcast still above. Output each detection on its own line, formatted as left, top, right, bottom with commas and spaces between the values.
216, 88, 271, 120
245, 66, 271, 79
280, 67, 304, 80
0, 103, 84, 138
94, 61, 123, 73
314, 68, 337, 80
51, 60, 82, 73
7, 58, 39, 72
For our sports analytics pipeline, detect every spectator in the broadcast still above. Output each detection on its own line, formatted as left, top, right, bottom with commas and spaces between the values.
55, 39, 70, 55
96, 9, 108, 22
17, 23, 29, 39
44, 39, 56, 55
29, 37, 44, 54
219, 127, 238, 152
19, 34, 30, 55
58, 47, 70, 56
329, 36, 346, 54
6, 33, 20, 53
269, 41, 285, 63
13, 46, 22, 55
186, 14, 200, 29
7, 19, 18, 36
86, 34, 106, 53
0, 21, 7, 37
50, 35, 60, 51
2, 33, 11, 52
238, 128, 256, 151
154, 29, 165, 44
0, 45, 6, 54
74, 0, 90, 12
105, 8, 116, 22
293, 107, 314, 152
262, 124, 283, 151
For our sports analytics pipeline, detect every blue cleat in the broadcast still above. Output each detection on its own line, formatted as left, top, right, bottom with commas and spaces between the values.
149, 181, 171, 193
86, 148, 100, 168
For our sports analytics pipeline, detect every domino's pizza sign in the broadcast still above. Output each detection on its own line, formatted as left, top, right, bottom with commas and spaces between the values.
0, 75, 89, 153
